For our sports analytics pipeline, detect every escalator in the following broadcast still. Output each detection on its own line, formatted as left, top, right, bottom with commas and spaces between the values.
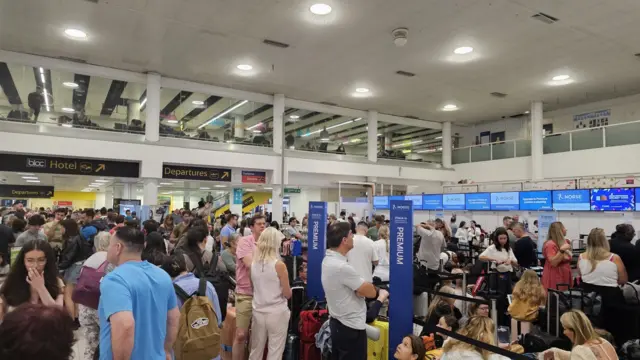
214, 191, 272, 218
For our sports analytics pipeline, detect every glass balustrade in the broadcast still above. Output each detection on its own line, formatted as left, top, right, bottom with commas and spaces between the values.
491, 142, 514, 160
543, 133, 570, 154
605, 121, 640, 147
571, 128, 603, 150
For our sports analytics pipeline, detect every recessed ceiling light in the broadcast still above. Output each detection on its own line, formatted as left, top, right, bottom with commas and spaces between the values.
167, 120, 179, 124
442, 104, 458, 111
62, 107, 75, 113
215, 185, 226, 188
289, 115, 300, 119
552, 75, 570, 81
26, 180, 41, 183
310, 3, 332, 15
355, 88, 370, 93
264, 187, 273, 190
200, 187, 210, 190
245, 189, 256, 192
63, 82, 79, 89
61, 124, 73, 128
22, 176, 38, 180
160, 182, 173, 186
237, 64, 253, 71
64, 28, 88, 40
454, 46, 474, 55
192, 100, 204, 105
94, 179, 109, 183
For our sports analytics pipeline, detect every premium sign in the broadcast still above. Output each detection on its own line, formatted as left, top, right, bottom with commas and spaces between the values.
0, 185, 54, 198
162, 164, 231, 182
307, 201, 327, 300
241, 171, 266, 184
0, 153, 140, 178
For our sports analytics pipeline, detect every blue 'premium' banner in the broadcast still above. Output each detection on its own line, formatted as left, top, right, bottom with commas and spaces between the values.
307, 201, 327, 300
389, 200, 413, 360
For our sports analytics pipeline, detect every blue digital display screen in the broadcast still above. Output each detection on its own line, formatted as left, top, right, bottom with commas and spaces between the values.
373, 196, 389, 209
389, 196, 404, 201
404, 195, 423, 209
443, 194, 465, 210
422, 194, 443, 210
465, 193, 491, 210
636, 188, 640, 212
590, 188, 635, 211
552, 190, 590, 211
519, 191, 553, 211
490, 192, 519, 211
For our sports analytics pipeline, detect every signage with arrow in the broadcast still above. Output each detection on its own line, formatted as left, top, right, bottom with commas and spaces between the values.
0, 185, 55, 198
162, 164, 232, 182
0, 153, 139, 178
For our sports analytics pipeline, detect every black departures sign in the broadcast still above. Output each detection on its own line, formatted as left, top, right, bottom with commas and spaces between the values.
162, 164, 232, 182
0, 185, 54, 198
0, 153, 140, 178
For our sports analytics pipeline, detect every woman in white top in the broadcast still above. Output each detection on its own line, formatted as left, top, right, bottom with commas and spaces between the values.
440, 316, 510, 360
373, 225, 390, 282
248, 227, 292, 360
454, 221, 469, 243
479, 227, 518, 273
578, 227, 627, 287
237, 219, 252, 237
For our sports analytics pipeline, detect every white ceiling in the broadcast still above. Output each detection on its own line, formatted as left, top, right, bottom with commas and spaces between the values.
1, 0, 640, 126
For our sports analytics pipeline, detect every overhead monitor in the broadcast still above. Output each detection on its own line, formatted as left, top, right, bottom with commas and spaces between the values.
422, 194, 444, 210
519, 191, 553, 211
404, 195, 423, 209
373, 196, 389, 210
442, 193, 465, 210
389, 195, 404, 201
490, 192, 519, 211
552, 189, 590, 211
465, 193, 491, 210
590, 188, 635, 211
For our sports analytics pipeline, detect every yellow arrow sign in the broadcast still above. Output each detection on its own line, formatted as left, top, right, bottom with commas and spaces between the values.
95, 164, 106, 172
221, 171, 230, 179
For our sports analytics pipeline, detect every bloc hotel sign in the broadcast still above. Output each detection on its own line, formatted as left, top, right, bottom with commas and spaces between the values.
0, 153, 140, 178
162, 164, 231, 182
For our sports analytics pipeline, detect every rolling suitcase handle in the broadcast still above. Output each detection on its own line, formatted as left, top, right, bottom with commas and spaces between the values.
547, 289, 562, 336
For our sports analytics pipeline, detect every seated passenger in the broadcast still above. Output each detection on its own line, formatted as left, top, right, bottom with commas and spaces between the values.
459, 298, 489, 328
440, 316, 510, 360
423, 286, 462, 332
508, 270, 546, 341
540, 310, 617, 360
393, 334, 426, 360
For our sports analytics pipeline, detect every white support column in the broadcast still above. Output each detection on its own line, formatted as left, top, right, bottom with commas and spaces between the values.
145, 72, 161, 142
143, 179, 158, 206
271, 188, 283, 225
368, 110, 378, 162
273, 94, 284, 154
530, 101, 544, 180
122, 183, 132, 199
127, 99, 141, 122
183, 191, 191, 210
234, 114, 245, 139
442, 121, 452, 168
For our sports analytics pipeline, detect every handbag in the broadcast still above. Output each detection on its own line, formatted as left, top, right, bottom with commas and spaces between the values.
72, 260, 108, 309
622, 281, 640, 304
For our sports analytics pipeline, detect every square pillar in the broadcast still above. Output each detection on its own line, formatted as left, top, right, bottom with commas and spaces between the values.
442, 121, 452, 168
145, 73, 161, 142
367, 110, 378, 162
273, 94, 284, 154
531, 101, 544, 180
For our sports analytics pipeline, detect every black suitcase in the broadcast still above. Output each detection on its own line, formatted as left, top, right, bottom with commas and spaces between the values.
283, 332, 300, 360
522, 290, 571, 352
284, 286, 304, 360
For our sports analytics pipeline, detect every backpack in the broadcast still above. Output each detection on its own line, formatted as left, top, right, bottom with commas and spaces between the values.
72, 260, 108, 309
174, 278, 221, 360
186, 250, 230, 321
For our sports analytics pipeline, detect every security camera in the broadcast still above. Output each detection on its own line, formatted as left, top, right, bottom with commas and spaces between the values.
392, 28, 409, 47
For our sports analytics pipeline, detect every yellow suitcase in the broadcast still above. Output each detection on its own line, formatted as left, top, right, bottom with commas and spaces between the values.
367, 320, 389, 360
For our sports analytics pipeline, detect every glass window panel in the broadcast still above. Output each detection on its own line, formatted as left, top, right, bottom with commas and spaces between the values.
470, 145, 491, 162
605, 122, 640, 147
491, 142, 514, 160
543, 134, 570, 154
515, 139, 531, 157
571, 128, 602, 151
452, 148, 470, 164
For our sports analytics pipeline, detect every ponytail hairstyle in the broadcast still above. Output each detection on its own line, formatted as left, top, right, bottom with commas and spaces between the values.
378, 225, 390, 253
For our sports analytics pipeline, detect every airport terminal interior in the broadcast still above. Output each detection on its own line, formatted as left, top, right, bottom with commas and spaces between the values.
2, 1, 640, 359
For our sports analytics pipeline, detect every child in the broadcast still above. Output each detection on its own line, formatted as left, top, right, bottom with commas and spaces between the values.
422, 315, 460, 352
508, 269, 546, 341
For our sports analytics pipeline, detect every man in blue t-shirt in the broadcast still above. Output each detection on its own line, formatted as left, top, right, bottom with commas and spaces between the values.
220, 213, 238, 252
99, 227, 179, 360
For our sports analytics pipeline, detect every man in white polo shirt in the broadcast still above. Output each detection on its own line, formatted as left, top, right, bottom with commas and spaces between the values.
347, 221, 379, 282
322, 222, 377, 360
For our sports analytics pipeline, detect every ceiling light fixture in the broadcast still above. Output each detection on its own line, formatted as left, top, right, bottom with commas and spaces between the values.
245, 188, 256, 192
61, 124, 73, 128
22, 176, 38, 180
64, 28, 88, 40
355, 88, 370, 93
160, 182, 173, 186
42, 88, 50, 112
301, 119, 355, 137
200, 187, 210, 190
39, 68, 46, 84
264, 187, 273, 190
253, 130, 262, 133
310, 3, 332, 15
289, 115, 300, 119
552, 74, 570, 81
63, 82, 79, 89
18, 173, 34, 175
62, 107, 75, 113
26, 180, 41, 183
167, 119, 179, 124
454, 46, 474, 55
94, 179, 109, 183
215, 185, 226, 188
442, 104, 458, 111
140, 97, 147, 108
199, 100, 248, 129
392, 139, 423, 148
524, 111, 530, 114
435, 136, 443, 140
192, 100, 205, 105
237, 64, 253, 71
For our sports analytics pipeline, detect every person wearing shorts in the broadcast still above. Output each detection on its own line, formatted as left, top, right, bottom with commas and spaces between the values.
233, 214, 266, 360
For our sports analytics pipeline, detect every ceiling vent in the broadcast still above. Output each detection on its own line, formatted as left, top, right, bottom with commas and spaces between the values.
531, 12, 559, 24
263, 39, 290, 48
396, 70, 416, 77
490, 92, 508, 98
405, 115, 420, 119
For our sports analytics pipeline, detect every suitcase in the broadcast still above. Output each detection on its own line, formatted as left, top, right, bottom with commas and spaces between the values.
220, 306, 236, 360
284, 286, 303, 360
299, 309, 328, 360
521, 291, 571, 353
367, 320, 389, 360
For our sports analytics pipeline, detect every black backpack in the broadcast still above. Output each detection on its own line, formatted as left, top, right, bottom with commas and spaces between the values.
186, 250, 230, 321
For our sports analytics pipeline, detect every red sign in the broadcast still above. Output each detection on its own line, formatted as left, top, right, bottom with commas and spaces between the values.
56, 201, 73, 206
242, 171, 266, 184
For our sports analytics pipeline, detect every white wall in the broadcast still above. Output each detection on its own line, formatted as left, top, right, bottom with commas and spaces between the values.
288, 188, 322, 218
94, 192, 106, 209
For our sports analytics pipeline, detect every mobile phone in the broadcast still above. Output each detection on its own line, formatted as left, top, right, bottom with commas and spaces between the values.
507, 295, 513, 305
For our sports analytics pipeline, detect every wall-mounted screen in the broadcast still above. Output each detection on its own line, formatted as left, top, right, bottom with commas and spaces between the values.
422, 194, 443, 210
389, 195, 404, 201
373, 196, 389, 209
552, 190, 590, 211
443, 194, 465, 210
519, 191, 553, 211
490, 192, 519, 211
404, 195, 422, 209
590, 188, 635, 211
465, 193, 491, 210
636, 188, 640, 211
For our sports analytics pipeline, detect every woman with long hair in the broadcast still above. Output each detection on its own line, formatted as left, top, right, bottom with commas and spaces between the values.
142, 231, 167, 258
540, 310, 617, 360
541, 221, 573, 290
578, 228, 627, 287
58, 218, 93, 322
423, 285, 462, 332
159, 213, 174, 234
373, 225, 390, 282
237, 219, 252, 237
441, 316, 510, 360
248, 227, 292, 360
508, 269, 546, 341
0, 239, 64, 320
179, 226, 226, 275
